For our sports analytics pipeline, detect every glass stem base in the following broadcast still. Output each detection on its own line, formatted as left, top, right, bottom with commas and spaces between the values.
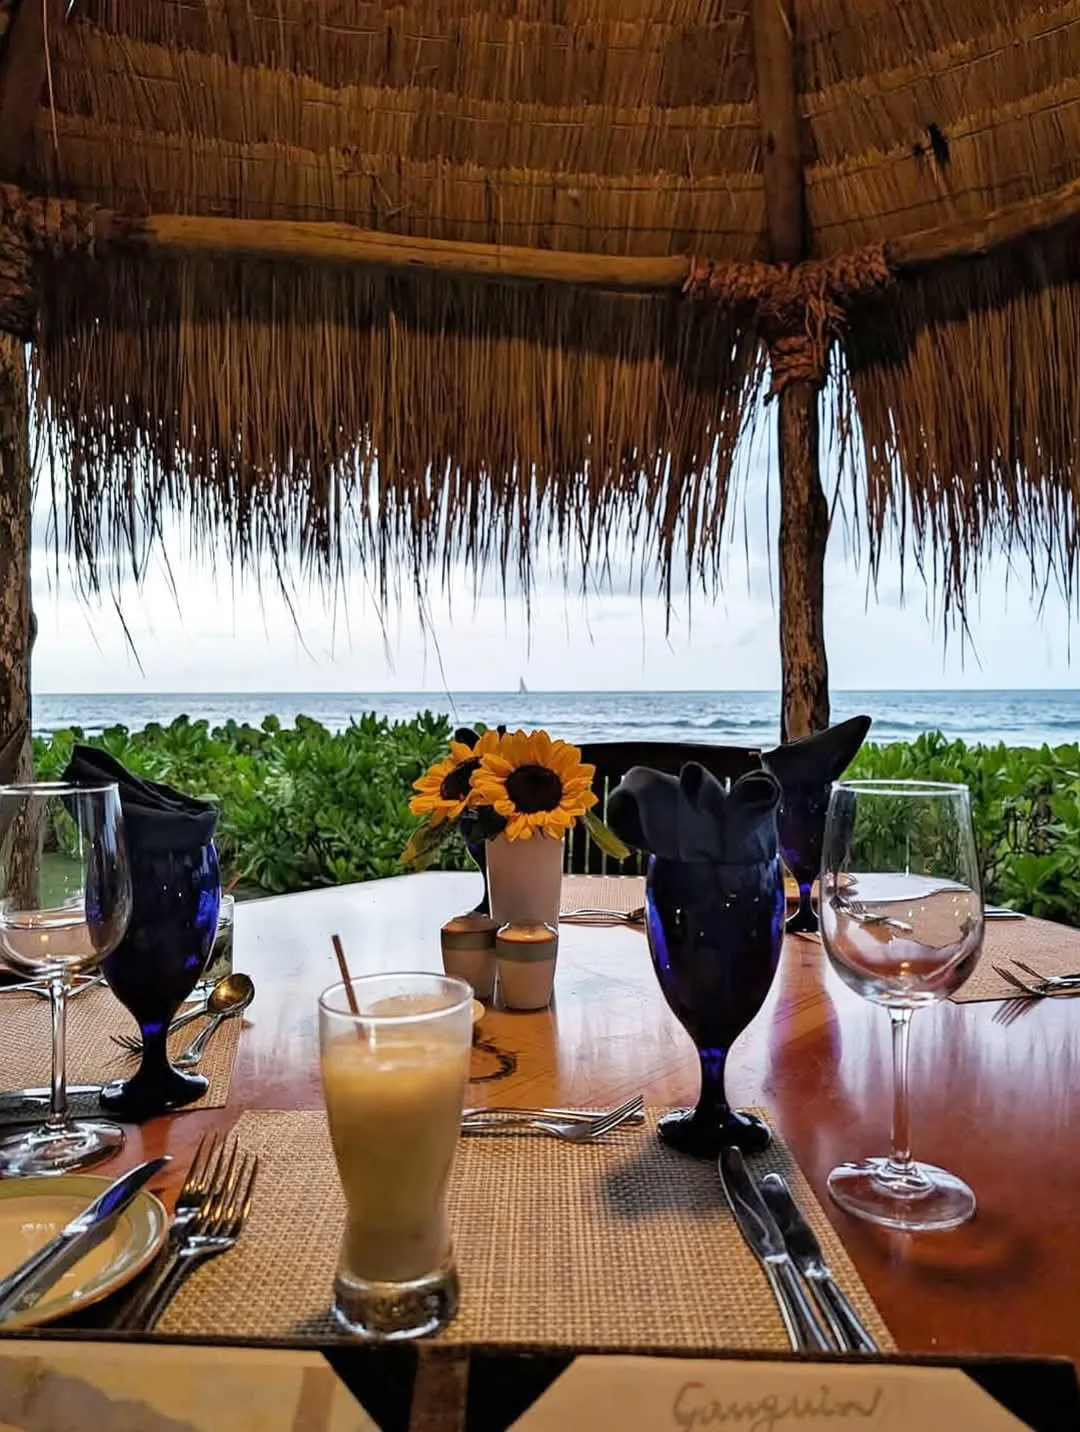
0, 1119, 125, 1177
332, 1257, 459, 1341
656, 1105, 771, 1159
828, 1156, 976, 1232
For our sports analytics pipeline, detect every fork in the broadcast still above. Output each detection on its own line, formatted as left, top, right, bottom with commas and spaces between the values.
460, 1094, 643, 1142
111, 999, 209, 1056
122, 1144, 258, 1332
841, 897, 914, 934
560, 907, 645, 926
115, 1133, 228, 1329
1011, 959, 1080, 988
991, 964, 1080, 999
463, 1103, 646, 1125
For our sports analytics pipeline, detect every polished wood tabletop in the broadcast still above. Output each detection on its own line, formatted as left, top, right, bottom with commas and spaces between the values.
118, 871, 1080, 1365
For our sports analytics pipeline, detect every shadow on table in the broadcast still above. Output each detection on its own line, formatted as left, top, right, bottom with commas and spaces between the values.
597, 1140, 728, 1219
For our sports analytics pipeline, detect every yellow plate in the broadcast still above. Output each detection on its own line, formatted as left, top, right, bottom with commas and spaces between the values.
471, 999, 484, 1027
0, 1174, 168, 1329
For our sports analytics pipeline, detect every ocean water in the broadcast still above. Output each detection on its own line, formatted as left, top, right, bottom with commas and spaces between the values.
30, 689, 1080, 749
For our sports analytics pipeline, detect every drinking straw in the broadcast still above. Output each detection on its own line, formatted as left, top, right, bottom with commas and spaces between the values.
330, 933, 360, 1015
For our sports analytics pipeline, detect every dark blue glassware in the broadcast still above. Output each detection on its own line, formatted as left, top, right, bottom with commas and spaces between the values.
99, 841, 221, 1120
464, 831, 490, 915
645, 852, 785, 1157
778, 782, 830, 934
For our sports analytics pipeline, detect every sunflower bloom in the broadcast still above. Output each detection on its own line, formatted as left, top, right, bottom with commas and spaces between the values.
410, 729, 501, 825
472, 729, 597, 841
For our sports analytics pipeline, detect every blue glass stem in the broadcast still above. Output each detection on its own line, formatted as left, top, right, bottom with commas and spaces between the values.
786, 881, 818, 934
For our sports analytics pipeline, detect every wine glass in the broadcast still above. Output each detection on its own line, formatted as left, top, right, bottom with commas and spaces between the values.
819, 779, 984, 1231
0, 782, 132, 1175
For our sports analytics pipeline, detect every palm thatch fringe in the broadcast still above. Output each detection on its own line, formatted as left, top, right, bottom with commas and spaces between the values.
31, 250, 763, 603
838, 230, 1080, 621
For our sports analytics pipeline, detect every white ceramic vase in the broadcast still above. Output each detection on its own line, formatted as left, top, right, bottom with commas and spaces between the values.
485, 832, 564, 931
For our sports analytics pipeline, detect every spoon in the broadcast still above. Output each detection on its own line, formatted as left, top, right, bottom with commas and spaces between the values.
173, 973, 255, 1068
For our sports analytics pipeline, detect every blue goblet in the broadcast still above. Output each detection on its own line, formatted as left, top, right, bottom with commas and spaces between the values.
646, 851, 785, 1157
778, 781, 830, 934
99, 841, 221, 1120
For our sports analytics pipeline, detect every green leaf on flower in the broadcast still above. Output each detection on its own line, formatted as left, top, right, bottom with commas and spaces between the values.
400, 818, 457, 870
582, 808, 631, 861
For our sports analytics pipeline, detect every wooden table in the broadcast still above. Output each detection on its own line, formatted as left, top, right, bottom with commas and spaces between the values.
122, 872, 1080, 1365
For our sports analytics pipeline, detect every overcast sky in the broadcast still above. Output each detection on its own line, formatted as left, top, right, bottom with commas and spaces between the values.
30, 452, 1077, 695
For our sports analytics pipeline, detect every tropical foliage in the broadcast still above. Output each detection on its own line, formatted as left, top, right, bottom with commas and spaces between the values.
30, 718, 1080, 925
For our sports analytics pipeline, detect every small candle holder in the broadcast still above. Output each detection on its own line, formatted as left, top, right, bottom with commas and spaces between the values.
495, 922, 558, 1010
440, 912, 498, 1000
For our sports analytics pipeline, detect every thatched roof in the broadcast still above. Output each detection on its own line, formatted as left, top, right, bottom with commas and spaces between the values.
2, 0, 1080, 614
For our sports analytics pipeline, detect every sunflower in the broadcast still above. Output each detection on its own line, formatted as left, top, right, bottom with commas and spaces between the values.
471, 730, 597, 841
409, 729, 501, 826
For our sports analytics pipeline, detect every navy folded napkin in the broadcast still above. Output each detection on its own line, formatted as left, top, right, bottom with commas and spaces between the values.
62, 745, 217, 853
763, 714, 872, 788
607, 764, 781, 865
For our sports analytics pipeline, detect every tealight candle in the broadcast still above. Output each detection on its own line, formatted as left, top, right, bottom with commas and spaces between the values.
495, 922, 559, 1010
440, 913, 498, 1000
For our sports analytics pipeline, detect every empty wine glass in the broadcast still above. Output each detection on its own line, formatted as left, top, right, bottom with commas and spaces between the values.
0, 782, 132, 1175
819, 779, 984, 1231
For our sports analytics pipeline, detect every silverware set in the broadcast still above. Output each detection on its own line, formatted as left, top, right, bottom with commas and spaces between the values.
720, 1146, 879, 1353
117, 1133, 258, 1331
560, 907, 645, 927
461, 1095, 644, 1142
0, 1134, 257, 1331
111, 972, 256, 1066
992, 959, 1080, 999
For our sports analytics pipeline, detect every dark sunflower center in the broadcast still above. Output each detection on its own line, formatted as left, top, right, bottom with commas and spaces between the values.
440, 757, 480, 802
505, 764, 564, 814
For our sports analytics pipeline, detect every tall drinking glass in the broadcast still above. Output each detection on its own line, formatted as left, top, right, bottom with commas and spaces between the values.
318, 973, 473, 1339
0, 782, 131, 1175
819, 780, 983, 1231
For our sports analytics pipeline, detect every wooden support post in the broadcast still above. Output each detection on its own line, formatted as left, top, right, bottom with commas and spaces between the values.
0, 330, 33, 782
0, 0, 67, 181
751, 0, 830, 741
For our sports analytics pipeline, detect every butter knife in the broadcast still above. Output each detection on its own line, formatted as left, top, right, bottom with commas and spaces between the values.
718, 1146, 832, 1353
0, 1156, 170, 1321
760, 1173, 878, 1353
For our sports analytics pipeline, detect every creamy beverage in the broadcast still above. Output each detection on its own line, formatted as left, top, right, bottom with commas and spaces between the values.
321, 1029, 469, 1282
317, 974, 473, 1339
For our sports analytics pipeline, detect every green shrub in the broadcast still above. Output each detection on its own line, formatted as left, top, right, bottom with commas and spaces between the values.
849, 732, 1080, 926
33, 712, 471, 896
32, 718, 1080, 924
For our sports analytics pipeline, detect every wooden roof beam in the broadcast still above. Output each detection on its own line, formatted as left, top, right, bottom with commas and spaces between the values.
0, 0, 66, 181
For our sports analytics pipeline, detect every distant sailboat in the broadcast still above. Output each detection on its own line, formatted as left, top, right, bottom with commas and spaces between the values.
518, 677, 528, 694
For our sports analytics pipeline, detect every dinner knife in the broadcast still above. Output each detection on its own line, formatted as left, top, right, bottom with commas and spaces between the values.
0, 1155, 171, 1321
718, 1146, 832, 1353
759, 1173, 879, 1353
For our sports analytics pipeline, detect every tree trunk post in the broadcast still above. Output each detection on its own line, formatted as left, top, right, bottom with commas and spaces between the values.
777, 388, 829, 740
0, 329, 33, 783
751, 0, 831, 741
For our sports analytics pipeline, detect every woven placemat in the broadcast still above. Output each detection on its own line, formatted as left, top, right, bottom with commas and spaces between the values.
158, 1108, 893, 1353
560, 875, 644, 916
949, 915, 1080, 1003
0, 984, 242, 1120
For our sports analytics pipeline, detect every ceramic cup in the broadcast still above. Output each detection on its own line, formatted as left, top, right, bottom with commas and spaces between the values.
440, 913, 498, 1001
495, 922, 558, 1010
